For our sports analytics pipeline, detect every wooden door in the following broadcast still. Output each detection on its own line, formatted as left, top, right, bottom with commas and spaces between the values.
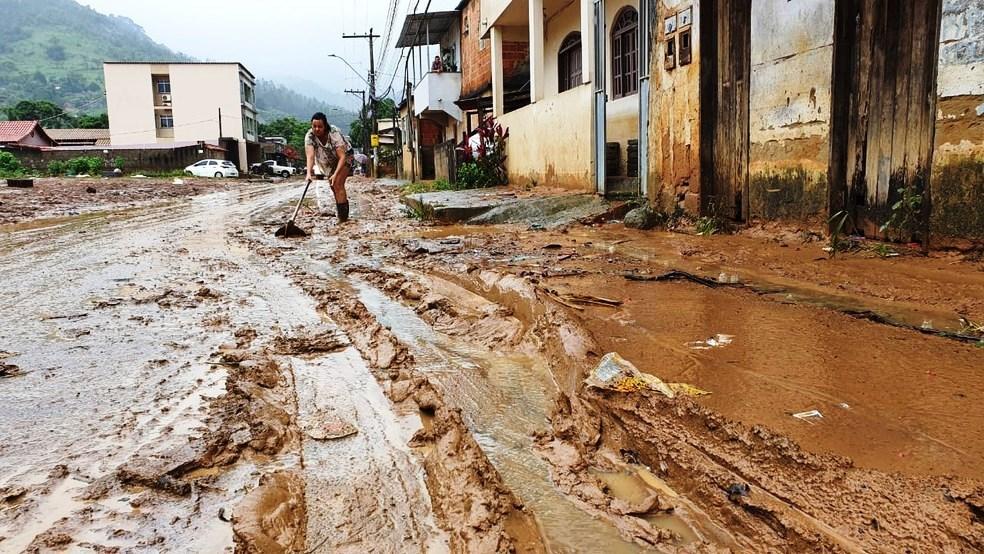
829, 0, 942, 241
700, 0, 751, 221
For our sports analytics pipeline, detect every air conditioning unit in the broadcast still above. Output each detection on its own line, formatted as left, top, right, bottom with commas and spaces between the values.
160, 94, 172, 103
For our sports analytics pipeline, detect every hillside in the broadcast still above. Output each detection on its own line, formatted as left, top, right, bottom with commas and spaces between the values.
0, 0, 354, 125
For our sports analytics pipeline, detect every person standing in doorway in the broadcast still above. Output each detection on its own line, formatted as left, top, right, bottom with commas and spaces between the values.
305, 112, 354, 222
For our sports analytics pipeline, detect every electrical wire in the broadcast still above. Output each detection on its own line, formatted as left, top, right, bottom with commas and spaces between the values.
35, 94, 108, 125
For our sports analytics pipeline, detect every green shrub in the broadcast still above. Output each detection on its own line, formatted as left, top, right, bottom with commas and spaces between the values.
456, 162, 495, 189
47, 160, 68, 176
113, 156, 125, 170
0, 151, 24, 177
65, 156, 104, 175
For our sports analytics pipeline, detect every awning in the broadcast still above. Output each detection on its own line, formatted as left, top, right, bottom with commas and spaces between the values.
396, 11, 459, 47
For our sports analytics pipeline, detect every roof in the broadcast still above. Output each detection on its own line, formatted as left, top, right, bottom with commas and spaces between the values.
0, 121, 55, 145
44, 128, 110, 142
103, 61, 255, 79
455, 0, 472, 10
39, 141, 225, 152
397, 11, 460, 47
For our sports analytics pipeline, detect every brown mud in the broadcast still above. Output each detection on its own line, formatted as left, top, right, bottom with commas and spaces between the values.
3, 176, 982, 552
0, 176, 242, 225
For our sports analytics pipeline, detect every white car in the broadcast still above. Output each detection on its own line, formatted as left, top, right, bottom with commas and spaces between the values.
250, 160, 296, 178
184, 159, 239, 178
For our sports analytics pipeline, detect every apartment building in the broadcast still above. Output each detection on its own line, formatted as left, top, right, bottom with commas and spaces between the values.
103, 61, 260, 170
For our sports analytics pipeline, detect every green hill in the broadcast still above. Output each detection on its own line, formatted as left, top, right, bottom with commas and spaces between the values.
0, 0, 353, 125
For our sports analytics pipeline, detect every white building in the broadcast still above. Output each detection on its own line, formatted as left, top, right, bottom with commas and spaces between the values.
103, 61, 260, 170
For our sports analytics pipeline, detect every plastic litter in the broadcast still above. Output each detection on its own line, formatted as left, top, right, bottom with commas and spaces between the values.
792, 409, 823, 421
687, 334, 734, 350
172, 178, 185, 185
586, 353, 710, 398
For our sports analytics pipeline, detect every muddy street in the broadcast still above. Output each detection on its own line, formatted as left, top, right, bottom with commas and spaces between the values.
1, 177, 982, 553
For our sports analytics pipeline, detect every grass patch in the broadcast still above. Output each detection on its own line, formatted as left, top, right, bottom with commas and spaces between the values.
400, 179, 456, 196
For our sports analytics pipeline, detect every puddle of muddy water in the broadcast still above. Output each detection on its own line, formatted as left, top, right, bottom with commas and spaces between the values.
552, 275, 984, 480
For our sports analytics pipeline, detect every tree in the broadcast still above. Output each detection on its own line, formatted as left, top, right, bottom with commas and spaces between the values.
375, 97, 397, 119
258, 117, 310, 162
3, 100, 71, 125
75, 113, 108, 129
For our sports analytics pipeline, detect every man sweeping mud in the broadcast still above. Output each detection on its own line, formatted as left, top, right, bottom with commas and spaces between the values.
305, 112, 354, 222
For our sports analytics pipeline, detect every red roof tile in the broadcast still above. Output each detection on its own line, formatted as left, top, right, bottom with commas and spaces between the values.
0, 120, 41, 143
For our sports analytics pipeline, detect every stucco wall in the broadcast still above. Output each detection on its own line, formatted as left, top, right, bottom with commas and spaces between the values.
170, 64, 244, 143
747, 0, 834, 221
500, 84, 593, 188
932, 0, 984, 240
105, 64, 158, 145
648, 0, 701, 213
544, 0, 581, 98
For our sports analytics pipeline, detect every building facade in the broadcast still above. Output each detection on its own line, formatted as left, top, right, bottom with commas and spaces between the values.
103, 61, 259, 171
470, 0, 981, 243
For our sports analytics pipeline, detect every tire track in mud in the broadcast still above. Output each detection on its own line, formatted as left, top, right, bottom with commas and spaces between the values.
237, 224, 549, 553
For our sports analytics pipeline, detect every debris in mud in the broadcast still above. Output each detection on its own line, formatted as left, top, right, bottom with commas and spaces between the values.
402, 237, 463, 254
0, 363, 21, 377
586, 353, 709, 397
726, 483, 751, 502
686, 334, 734, 350
302, 409, 358, 441
270, 326, 348, 355
791, 409, 823, 422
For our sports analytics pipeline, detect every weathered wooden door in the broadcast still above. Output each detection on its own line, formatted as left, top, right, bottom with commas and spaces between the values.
829, 0, 942, 240
700, 0, 751, 221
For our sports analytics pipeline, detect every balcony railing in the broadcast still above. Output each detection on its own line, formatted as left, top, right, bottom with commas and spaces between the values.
413, 71, 462, 121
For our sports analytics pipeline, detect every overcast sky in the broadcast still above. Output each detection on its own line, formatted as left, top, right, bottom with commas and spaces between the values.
81, 0, 458, 103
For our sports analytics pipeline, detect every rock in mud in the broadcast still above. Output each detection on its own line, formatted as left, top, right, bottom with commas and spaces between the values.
623, 205, 661, 230
232, 471, 306, 554
302, 409, 358, 441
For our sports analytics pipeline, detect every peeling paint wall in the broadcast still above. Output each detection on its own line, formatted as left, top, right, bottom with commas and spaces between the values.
747, 0, 833, 221
648, 0, 702, 213
932, 0, 984, 240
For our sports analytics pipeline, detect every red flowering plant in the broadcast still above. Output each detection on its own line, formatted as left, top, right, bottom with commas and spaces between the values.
456, 115, 509, 187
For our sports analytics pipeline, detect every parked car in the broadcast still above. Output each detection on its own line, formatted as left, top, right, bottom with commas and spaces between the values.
184, 159, 239, 178
250, 159, 296, 178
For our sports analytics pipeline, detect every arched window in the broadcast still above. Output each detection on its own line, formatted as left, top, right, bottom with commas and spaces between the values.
558, 32, 582, 93
611, 7, 639, 99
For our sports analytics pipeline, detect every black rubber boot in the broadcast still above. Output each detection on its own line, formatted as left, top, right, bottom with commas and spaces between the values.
336, 202, 349, 223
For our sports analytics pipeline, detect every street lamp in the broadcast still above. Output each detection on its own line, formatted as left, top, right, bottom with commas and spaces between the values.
327, 54, 371, 88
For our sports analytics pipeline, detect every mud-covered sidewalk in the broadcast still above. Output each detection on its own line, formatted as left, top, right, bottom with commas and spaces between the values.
1, 177, 981, 553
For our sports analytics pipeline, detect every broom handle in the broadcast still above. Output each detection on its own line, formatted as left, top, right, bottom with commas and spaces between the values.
289, 179, 312, 223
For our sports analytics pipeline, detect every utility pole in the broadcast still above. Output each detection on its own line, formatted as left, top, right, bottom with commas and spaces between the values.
343, 28, 380, 177
344, 88, 368, 155
218, 107, 223, 138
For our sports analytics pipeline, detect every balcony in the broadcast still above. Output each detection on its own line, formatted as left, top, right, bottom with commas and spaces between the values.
413, 71, 462, 121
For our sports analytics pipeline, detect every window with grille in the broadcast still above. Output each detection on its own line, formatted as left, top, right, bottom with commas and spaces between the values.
558, 32, 582, 93
611, 7, 639, 99
156, 79, 171, 94
159, 114, 174, 128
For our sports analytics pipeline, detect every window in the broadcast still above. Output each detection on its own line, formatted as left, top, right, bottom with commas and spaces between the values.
194, 161, 207, 167
207, 161, 217, 166
159, 114, 174, 128
611, 7, 639, 99
558, 32, 582, 93
156, 79, 171, 94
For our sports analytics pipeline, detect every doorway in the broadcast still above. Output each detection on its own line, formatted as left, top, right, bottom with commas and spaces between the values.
828, 0, 943, 241
699, 0, 751, 221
